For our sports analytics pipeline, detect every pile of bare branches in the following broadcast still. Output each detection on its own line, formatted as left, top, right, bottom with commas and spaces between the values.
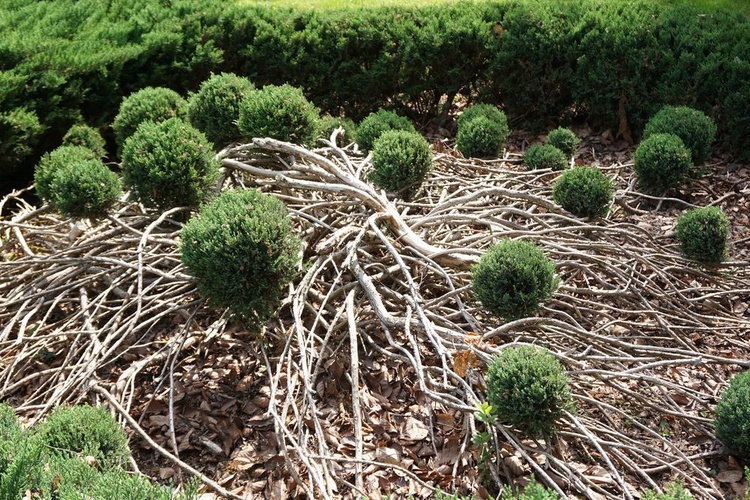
1, 131, 749, 499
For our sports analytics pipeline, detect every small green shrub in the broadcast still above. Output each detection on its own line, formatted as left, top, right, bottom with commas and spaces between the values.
643, 106, 716, 164
187, 72, 254, 148
633, 133, 692, 195
456, 116, 506, 159
113, 87, 188, 152
457, 104, 509, 131
0, 107, 44, 175
121, 118, 218, 210
546, 127, 580, 157
486, 345, 573, 438
552, 166, 614, 219
48, 159, 121, 219
318, 114, 357, 145
369, 130, 432, 198
502, 478, 559, 499
62, 124, 107, 158
642, 480, 692, 500
716, 371, 750, 459
36, 405, 129, 470
180, 189, 301, 325
472, 239, 558, 320
0, 404, 21, 475
34, 146, 99, 203
355, 109, 416, 152
676, 206, 730, 264
237, 84, 321, 145
523, 144, 568, 171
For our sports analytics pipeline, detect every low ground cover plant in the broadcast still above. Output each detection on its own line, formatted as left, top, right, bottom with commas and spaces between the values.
355, 109, 416, 152
523, 144, 567, 171
552, 166, 613, 219
643, 105, 716, 165
369, 130, 432, 198
188, 72, 255, 148
633, 133, 692, 195
113, 87, 188, 153
546, 127, 580, 157
675, 206, 730, 264
238, 84, 321, 145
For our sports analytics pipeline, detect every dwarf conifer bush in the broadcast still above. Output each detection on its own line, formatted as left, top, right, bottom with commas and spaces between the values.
675, 206, 730, 264
238, 84, 321, 145
122, 118, 218, 210
355, 109, 416, 152
472, 240, 558, 320
457, 104, 508, 131
62, 124, 107, 158
0, 404, 21, 474
523, 144, 568, 171
715, 371, 750, 459
34, 145, 99, 203
318, 114, 357, 145
113, 87, 188, 152
552, 166, 613, 219
48, 160, 121, 219
486, 345, 573, 438
633, 133, 692, 195
643, 106, 716, 164
369, 130, 432, 198
180, 189, 301, 325
547, 127, 580, 157
187, 72, 254, 148
456, 116, 506, 159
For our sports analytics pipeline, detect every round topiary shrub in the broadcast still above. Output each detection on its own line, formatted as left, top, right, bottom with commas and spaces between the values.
552, 166, 614, 219
369, 130, 432, 198
643, 105, 717, 164
237, 84, 321, 145
48, 159, 121, 219
546, 127, 580, 157
113, 87, 187, 152
62, 124, 107, 158
716, 370, 750, 459
633, 133, 692, 195
675, 206, 730, 264
355, 109, 416, 152
472, 239, 559, 320
36, 405, 129, 470
486, 345, 573, 438
180, 189, 301, 325
318, 114, 357, 145
187, 72, 254, 148
121, 118, 218, 210
457, 104, 509, 132
523, 144, 568, 171
34, 145, 99, 203
456, 116, 506, 159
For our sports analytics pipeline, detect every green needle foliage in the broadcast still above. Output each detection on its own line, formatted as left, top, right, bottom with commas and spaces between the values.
34, 145, 99, 203
633, 133, 692, 195
317, 114, 357, 145
546, 127, 580, 157
675, 206, 730, 264
472, 239, 559, 320
456, 116, 507, 159
62, 124, 107, 158
113, 87, 188, 153
457, 104, 509, 131
238, 84, 321, 145
355, 109, 416, 152
48, 159, 122, 220
369, 130, 433, 198
188, 72, 255, 148
715, 371, 750, 459
180, 189, 302, 326
486, 345, 573, 438
552, 166, 614, 219
523, 144, 568, 171
643, 105, 716, 165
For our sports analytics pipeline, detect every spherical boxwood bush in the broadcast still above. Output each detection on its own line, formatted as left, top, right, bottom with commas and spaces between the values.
675, 206, 730, 264
180, 189, 301, 325
369, 130, 432, 198
355, 109, 416, 152
552, 166, 614, 219
456, 116, 506, 159
472, 239, 559, 320
48, 159, 121, 219
643, 105, 717, 164
113, 87, 187, 152
187, 72, 254, 148
122, 118, 218, 210
457, 104, 509, 132
716, 371, 750, 459
486, 345, 573, 438
317, 114, 357, 145
633, 133, 692, 195
547, 127, 580, 157
62, 124, 107, 158
37, 405, 129, 470
237, 84, 321, 145
34, 145, 99, 203
523, 144, 568, 171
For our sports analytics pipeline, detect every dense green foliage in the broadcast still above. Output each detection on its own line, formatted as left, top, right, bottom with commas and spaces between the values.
369, 130, 433, 198
62, 124, 107, 158
113, 87, 188, 152
0, 108, 44, 175
456, 116, 506, 158
457, 104, 509, 131
486, 346, 573, 438
238, 84, 321, 145
643, 106, 717, 164
355, 110, 417, 152
188, 72, 255, 148
503, 479, 559, 499
472, 239, 558, 320
318, 114, 357, 145
633, 133, 692, 194
121, 118, 218, 210
715, 371, 750, 459
546, 127, 580, 157
523, 144, 568, 171
180, 189, 301, 325
675, 206, 730, 264
552, 166, 614, 219
47, 159, 121, 219
642, 480, 693, 500
34, 145, 99, 203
